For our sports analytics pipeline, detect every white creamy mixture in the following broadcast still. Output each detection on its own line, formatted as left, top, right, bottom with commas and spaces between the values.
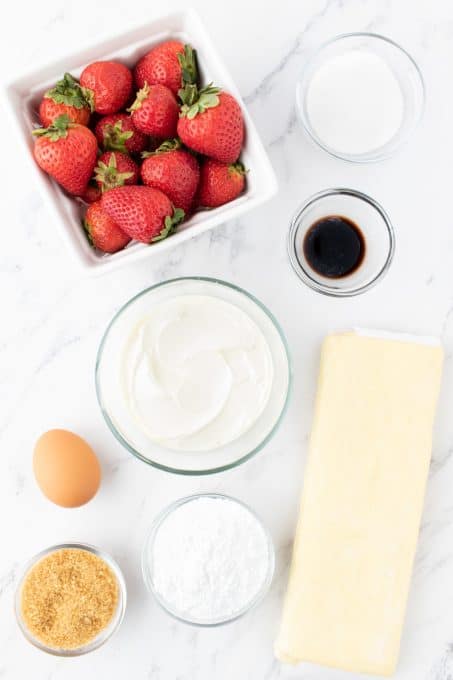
306, 50, 404, 154
121, 295, 273, 451
150, 497, 271, 621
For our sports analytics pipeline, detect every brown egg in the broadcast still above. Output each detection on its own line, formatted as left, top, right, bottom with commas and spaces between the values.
33, 429, 101, 508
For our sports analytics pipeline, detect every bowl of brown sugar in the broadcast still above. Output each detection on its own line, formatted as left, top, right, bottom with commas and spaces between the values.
15, 543, 126, 655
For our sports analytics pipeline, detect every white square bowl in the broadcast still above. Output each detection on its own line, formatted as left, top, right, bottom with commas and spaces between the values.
2, 9, 277, 274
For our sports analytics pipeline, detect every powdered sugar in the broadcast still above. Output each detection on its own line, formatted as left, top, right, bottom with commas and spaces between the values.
148, 496, 272, 623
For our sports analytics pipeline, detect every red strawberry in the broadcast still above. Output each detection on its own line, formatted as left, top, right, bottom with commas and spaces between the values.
101, 185, 184, 243
33, 114, 98, 195
39, 73, 90, 127
128, 84, 178, 138
84, 201, 131, 253
134, 42, 197, 96
177, 87, 244, 163
141, 139, 199, 214
198, 160, 246, 207
94, 151, 139, 192
80, 182, 102, 204
94, 113, 147, 154
80, 61, 133, 115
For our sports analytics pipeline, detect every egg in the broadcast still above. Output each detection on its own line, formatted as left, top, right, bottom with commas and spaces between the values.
33, 429, 101, 507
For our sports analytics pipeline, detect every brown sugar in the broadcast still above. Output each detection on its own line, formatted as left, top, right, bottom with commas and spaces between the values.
20, 548, 119, 649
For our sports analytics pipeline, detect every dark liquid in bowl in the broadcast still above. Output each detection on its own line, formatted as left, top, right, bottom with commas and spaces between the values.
303, 215, 365, 278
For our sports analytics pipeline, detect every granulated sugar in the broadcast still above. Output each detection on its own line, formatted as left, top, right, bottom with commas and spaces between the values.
149, 496, 271, 622
306, 50, 404, 155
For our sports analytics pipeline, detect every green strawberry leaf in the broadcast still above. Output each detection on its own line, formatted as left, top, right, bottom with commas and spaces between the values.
32, 113, 74, 140
178, 44, 198, 87
103, 121, 134, 153
45, 73, 90, 109
180, 83, 221, 118
142, 139, 181, 158
94, 153, 134, 191
80, 86, 95, 112
127, 83, 150, 113
151, 206, 185, 242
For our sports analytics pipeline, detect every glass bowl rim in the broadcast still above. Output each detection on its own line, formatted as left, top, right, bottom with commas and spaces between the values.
95, 276, 292, 476
141, 492, 275, 627
14, 542, 127, 657
295, 31, 426, 163
287, 187, 396, 297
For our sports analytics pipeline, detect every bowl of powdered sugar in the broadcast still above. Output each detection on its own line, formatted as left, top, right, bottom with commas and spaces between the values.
142, 493, 275, 626
296, 33, 425, 162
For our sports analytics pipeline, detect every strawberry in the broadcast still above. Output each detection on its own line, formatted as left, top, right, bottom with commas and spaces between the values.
177, 87, 244, 163
134, 42, 197, 96
84, 201, 131, 253
101, 185, 184, 243
141, 139, 199, 214
198, 160, 246, 207
94, 151, 139, 192
128, 84, 178, 138
39, 73, 91, 127
94, 113, 147, 154
80, 61, 133, 115
80, 182, 102, 204
33, 115, 98, 195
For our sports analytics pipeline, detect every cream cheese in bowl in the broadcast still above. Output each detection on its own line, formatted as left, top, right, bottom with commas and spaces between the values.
96, 278, 290, 474
122, 295, 273, 451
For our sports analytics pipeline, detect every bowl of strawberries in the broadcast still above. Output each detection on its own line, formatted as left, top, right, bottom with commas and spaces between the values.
3, 10, 277, 272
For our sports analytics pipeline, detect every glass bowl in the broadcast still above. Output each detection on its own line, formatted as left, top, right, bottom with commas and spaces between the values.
296, 33, 425, 162
288, 188, 395, 297
15, 543, 127, 656
142, 493, 275, 626
96, 277, 291, 475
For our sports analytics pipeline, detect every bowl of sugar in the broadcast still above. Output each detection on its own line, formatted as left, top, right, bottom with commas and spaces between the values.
142, 493, 275, 626
296, 33, 425, 162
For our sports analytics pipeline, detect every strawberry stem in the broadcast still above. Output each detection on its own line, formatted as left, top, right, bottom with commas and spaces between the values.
94, 154, 134, 192
102, 121, 134, 153
179, 83, 221, 119
151, 206, 185, 242
127, 83, 150, 113
142, 139, 181, 158
44, 73, 90, 109
32, 114, 75, 140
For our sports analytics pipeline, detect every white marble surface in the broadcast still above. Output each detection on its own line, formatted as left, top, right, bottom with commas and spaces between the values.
1, 0, 453, 678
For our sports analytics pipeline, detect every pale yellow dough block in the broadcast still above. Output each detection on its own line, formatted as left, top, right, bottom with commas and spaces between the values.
275, 332, 443, 676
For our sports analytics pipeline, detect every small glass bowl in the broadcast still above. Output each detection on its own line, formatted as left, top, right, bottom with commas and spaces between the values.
15, 543, 127, 656
142, 493, 275, 627
288, 188, 395, 297
96, 277, 291, 476
296, 33, 425, 162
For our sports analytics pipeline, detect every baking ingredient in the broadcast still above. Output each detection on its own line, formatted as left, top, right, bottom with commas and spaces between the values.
121, 294, 273, 451
178, 87, 244, 163
141, 139, 200, 214
80, 61, 133, 115
275, 331, 444, 676
306, 51, 404, 155
198, 159, 246, 207
128, 83, 179, 137
134, 41, 197, 95
303, 215, 365, 278
149, 496, 271, 621
84, 201, 131, 253
39, 73, 90, 127
95, 113, 147, 155
101, 185, 184, 243
20, 548, 118, 649
94, 151, 139, 192
32, 115, 98, 195
33, 429, 101, 507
